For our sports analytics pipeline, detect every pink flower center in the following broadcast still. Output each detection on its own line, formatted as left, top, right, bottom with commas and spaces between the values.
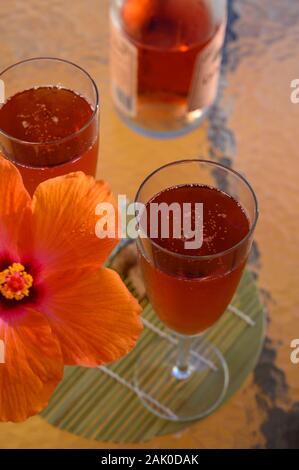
0, 263, 33, 301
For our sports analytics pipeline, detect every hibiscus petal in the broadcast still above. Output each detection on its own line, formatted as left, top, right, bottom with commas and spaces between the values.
32, 172, 119, 277
42, 268, 143, 366
0, 156, 32, 260
0, 310, 63, 422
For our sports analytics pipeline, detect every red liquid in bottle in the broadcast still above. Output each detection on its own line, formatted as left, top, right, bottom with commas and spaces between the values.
122, 0, 216, 101
0, 86, 99, 195
139, 184, 250, 335
111, 0, 225, 133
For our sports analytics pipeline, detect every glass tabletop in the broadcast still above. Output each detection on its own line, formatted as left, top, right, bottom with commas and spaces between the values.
0, 0, 298, 449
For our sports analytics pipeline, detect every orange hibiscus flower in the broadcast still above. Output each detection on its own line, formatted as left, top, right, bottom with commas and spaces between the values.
0, 156, 142, 422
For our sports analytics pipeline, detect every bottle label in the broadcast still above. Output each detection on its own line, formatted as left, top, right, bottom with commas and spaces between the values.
0, 79, 4, 104
188, 19, 227, 112
110, 18, 138, 118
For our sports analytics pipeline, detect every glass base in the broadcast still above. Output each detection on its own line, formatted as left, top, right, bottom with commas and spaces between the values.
115, 106, 210, 139
134, 335, 229, 422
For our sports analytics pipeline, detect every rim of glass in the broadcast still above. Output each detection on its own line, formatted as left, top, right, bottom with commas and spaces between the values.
135, 159, 259, 261
0, 57, 99, 146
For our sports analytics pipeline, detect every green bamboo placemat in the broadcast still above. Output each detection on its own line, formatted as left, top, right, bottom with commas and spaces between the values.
41, 269, 265, 443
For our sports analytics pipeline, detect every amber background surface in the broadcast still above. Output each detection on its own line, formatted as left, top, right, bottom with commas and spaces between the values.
0, 0, 299, 448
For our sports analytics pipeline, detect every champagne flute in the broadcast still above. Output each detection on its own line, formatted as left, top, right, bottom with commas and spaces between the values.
134, 159, 258, 421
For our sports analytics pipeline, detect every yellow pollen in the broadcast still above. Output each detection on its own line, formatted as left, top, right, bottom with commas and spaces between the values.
0, 263, 33, 301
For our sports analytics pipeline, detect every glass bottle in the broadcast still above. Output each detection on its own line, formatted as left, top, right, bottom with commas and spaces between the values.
110, 0, 227, 138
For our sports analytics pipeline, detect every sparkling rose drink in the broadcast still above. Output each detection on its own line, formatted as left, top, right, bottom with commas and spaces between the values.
134, 160, 258, 421
139, 184, 250, 335
0, 58, 99, 195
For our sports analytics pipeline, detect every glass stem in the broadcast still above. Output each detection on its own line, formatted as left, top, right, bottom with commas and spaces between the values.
173, 336, 193, 380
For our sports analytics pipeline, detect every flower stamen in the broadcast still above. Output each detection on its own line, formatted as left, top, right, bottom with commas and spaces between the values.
0, 263, 33, 301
